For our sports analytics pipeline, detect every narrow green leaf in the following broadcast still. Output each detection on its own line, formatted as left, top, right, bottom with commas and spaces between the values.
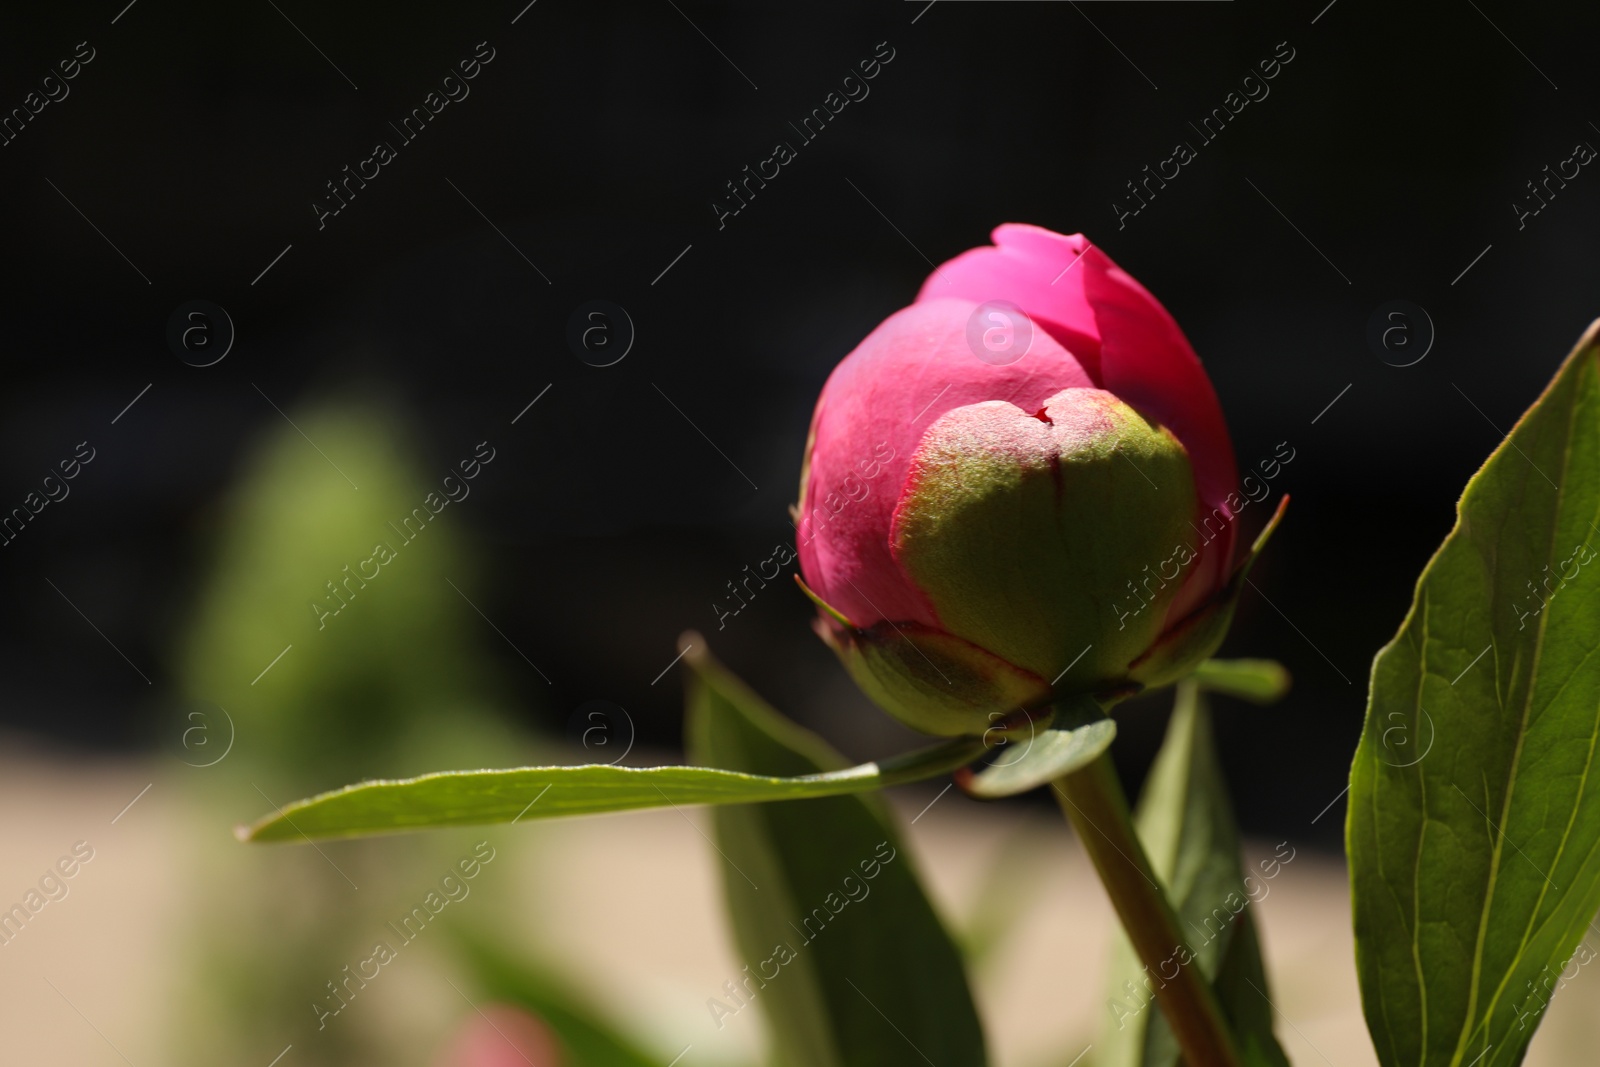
1100, 679, 1290, 1067
452, 932, 670, 1067
686, 643, 988, 1067
239, 732, 987, 842
1210, 911, 1291, 1067
1192, 659, 1292, 704
958, 697, 1117, 799
1349, 321, 1600, 1067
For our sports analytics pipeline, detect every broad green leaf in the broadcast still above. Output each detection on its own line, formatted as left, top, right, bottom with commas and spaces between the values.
1101, 679, 1290, 1067
1349, 320, 1600, 1067
959, 697, 1117, 799
240, 731, 988, 842
452, 932, 672, 1067
686, 644, 987, 1067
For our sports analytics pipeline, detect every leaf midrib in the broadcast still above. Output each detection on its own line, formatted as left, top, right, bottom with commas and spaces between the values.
1448, 357, 1585, 1067
1460, 364, 1600, 1063
1411, 592, 1432, 1067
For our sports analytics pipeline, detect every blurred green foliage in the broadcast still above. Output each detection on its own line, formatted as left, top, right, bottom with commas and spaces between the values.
177, 400, 518, 791
168, 396, 538, 1067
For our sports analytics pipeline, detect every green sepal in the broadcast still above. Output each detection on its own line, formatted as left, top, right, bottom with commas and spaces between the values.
1129, 495, 1288, 691
956, 695, 1118, 799
815, 614, 1051, 738
892, 390, 1199, 688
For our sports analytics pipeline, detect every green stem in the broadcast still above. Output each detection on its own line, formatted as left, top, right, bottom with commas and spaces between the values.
1053, 752, 1243, 1067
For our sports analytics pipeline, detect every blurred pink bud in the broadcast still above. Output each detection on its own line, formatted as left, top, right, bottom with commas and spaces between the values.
433, 1003, 564, 1067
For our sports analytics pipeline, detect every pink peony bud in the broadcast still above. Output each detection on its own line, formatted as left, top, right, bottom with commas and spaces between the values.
795, 224, 1239, 735
433, 1004, 564, 1067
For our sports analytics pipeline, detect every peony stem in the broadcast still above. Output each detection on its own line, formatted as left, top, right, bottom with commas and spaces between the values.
1052, 751, 1243, 1067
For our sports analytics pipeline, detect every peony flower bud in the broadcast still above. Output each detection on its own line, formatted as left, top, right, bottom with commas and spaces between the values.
795, 225, 1241, 736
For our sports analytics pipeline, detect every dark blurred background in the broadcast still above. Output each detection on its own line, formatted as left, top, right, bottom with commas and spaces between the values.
1, 0, 1596, 850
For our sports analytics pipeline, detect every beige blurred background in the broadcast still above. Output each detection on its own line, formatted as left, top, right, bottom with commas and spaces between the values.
2, 742, 1590, 1067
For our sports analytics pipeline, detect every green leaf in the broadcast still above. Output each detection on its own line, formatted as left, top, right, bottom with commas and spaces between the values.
452, 932, 670, 1067
957, 697, 1117, 799
239, 727, 988, 842
1191, 659, 1292, 704
686, 643, 988, 1067
1100, 679, 1290, 1067
1349, 321, 1600, 1067
1210, 910, 1291, 1067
